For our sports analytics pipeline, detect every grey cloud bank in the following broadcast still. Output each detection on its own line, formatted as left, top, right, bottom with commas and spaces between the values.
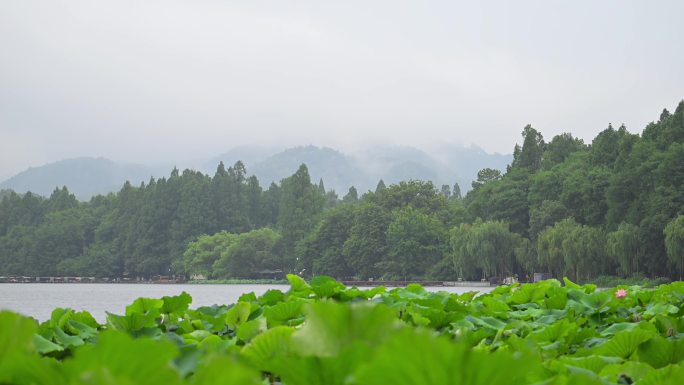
1, 0, 683, 180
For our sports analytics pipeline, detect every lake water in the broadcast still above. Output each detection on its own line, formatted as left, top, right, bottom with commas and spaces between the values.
0, 283, 494, 321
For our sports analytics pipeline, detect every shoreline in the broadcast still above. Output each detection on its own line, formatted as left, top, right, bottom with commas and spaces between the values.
0, 277, 493, 287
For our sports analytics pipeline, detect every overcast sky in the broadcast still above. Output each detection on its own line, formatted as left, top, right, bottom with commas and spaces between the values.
1, 0, 683, 180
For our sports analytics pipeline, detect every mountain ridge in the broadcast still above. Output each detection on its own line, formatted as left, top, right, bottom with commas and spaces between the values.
0, 146, 512, 200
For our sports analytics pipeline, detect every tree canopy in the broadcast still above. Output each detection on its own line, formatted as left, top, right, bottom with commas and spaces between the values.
1, 100, 683, 282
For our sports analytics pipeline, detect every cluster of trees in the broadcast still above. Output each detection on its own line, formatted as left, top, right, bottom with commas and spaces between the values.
0, 163, 289, 277
1, 101, 683, 281
463, 102, 684, 280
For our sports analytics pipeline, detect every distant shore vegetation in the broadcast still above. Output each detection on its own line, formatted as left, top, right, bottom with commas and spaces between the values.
1, 101, 684, 283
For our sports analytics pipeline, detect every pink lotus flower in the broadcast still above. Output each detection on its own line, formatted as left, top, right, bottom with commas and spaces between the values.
615, 289, 627, 298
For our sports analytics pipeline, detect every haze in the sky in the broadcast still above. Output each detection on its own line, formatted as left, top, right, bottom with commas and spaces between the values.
1, 0, 683, 181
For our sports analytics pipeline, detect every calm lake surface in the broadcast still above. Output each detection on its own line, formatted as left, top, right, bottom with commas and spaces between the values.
0, 283, 494, 321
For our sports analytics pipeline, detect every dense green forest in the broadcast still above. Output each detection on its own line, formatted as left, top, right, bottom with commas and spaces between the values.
1, 102, 683, 281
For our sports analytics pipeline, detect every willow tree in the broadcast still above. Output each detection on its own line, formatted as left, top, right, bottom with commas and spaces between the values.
606, 223, 640, 276
537, 218, 607, 281
561, 223, 606, 281
450, 223, 476, 280
451, 220, 520, 280
665, 215, 684, 280
537, 219, 574, 279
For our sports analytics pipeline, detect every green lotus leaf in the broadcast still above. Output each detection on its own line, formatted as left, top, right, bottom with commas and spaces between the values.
406, 307, 431, 327
595, 329, 653, 358
467, 315, 507, 331
310, 275, 346, 298
259, 289, 285, 305
33, 334, 63, 355
225, 302, 252, 328
238, 292, 258, 302
635, 364, 684, 385
0, 312, 70, 385
49, 308, 73, 330
1, 349, 65, 385
188, 305, 229, 332
509, 307, 545, 320
339, 286, 385, 301
245, 326, 365, 385
292, 301, 398, 357
70, 310, 100, 329
546, 372, 614, 385
236, 318, 266, 343
508, 283, 547, 305
241, 326, 295, 370
637, 335, 684, 368
565, 298, 595, 317
457, 291, 478, 302
0, 312, 36, 359
600, 322, 639, 336
66, 320, 98, 340
264, 299, 305, 328
419, 307, 451, 329
544, 288, 568, 310
126, 297, 164, 316
643, 303, 679, 318
580, 291, 613, 314
653, 314, 684, 336
563, 277, 596, 294
63, 330, 182, 385
161, 292, 192, 314
287, 274, 313, 297
598, 361, 654, 383
189, 356, 261, 385
481, 295, 512, 315
197, 334, 234, 352
52, 328, 83, 349
491, 282, 517, 295
172, 344, 201, 378
354, 327, 541, 385
558, 355, 621, 374
106, 311, 159, 332
183, 330, 212, 343
528, 319, 575, 344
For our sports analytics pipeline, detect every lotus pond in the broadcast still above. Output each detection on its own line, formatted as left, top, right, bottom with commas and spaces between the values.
2, 275, 684, 385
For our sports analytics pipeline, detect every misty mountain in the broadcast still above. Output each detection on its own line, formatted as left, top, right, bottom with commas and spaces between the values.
250, 146, 367, 194
203, 146, 279, 174
210, 145, 512, 195
0, 158, 164, 200
0, 146, 512, 200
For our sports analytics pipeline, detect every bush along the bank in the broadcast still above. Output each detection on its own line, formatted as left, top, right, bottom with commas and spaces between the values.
2, 275, 684, 384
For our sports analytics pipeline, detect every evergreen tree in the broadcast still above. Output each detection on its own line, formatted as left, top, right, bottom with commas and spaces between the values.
342, 186, 359, 204
512, 125, 545, 171
451, 182, 462, 200
277, 164, 325, 271
440, 184, 451, 199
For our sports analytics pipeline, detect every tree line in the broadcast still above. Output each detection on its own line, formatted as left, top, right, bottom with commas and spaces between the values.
1, 101, 683, 281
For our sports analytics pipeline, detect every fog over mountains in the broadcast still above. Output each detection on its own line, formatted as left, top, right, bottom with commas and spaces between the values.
0, 145, 511, 200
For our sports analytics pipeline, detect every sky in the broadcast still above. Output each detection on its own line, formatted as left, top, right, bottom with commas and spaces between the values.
1, 0, 683, 180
